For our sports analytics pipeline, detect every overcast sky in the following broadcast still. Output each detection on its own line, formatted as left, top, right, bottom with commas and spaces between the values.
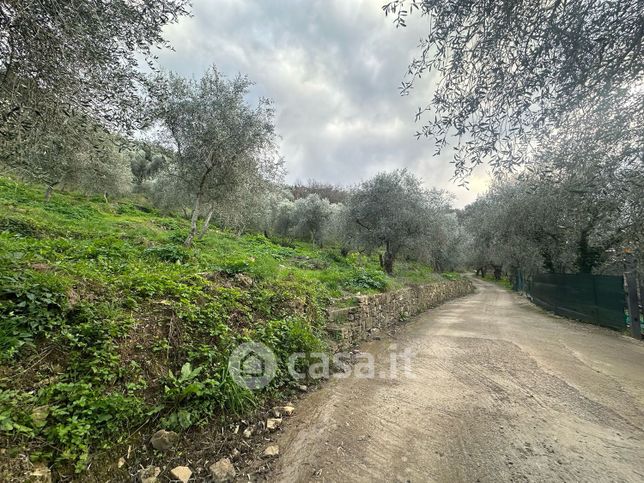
157, 0, 490, 207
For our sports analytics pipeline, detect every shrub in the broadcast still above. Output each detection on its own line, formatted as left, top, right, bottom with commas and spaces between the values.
144, 245, 191, 263
345, 268, 388, 291
0, 269, 70, 359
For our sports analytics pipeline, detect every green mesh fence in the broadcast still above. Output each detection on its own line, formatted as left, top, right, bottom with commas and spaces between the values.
527, 273, 626, 330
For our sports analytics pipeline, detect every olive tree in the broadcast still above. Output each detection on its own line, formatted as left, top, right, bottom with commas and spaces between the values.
458, 83, 643, 279
0, 112, 132, 200
201, 179, 287, 236
264, 191, 344, 246
128, 143, 169, 188
462, 181, 567, 279
415, 210, 465, 272
0, 0, 189, 135
345, 169, 437, 274
530, 89, 644, 272
271, 198, 297, 238
152, 66, 282, 246
383, 0, 643, 179
462, 134, 642, 279
290, 194, 334, 245
322, 202, 348, 247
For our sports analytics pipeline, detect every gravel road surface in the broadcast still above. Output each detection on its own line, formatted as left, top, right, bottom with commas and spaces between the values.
270, 278, 644, 482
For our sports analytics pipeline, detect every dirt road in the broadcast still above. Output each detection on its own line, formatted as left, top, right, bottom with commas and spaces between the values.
270, 279, 644, 482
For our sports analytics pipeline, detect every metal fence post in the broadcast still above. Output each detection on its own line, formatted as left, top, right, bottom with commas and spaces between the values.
624, 249, 641, 339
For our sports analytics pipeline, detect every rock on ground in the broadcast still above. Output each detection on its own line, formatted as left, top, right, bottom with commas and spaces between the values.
209, 457, 236, 482
234, 273, 253, 287
266, 418, 282, 430
150, 429, 179, 451
169, 465, 192, 482
263, 445, 280, 457
281, 405, 295, 416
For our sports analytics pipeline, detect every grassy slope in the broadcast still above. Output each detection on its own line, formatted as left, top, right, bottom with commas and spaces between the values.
0, 177, 451, 476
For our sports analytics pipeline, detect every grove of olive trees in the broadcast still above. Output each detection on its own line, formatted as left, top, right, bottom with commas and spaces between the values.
1, 2, 643, 480
0, 0, 641, 274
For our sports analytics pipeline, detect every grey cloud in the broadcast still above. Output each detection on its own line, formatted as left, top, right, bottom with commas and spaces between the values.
157, 0, 489, 207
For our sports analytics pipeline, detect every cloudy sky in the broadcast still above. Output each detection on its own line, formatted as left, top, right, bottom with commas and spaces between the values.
157, 0, 490, 207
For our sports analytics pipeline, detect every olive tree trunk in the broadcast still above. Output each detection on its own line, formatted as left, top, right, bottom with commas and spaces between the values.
184, 195, 201, 247
380, 241, 395, 275
198, 205, 216, 240
44, 185, 54, 202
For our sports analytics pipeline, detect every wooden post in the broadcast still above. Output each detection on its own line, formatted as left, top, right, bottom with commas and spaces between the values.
624, 249, 641, 339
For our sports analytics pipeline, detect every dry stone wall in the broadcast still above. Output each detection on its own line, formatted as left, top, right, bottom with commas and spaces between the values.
326, 279, 474, 344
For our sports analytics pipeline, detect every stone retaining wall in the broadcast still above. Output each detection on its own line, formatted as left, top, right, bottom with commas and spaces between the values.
326, 279, 474, 344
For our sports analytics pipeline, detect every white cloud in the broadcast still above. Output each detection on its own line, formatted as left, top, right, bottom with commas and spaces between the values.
157, 0, 490, 207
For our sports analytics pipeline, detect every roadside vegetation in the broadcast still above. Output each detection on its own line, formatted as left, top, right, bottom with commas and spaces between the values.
0, 176, 453, 475
481, 275, 512, 291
